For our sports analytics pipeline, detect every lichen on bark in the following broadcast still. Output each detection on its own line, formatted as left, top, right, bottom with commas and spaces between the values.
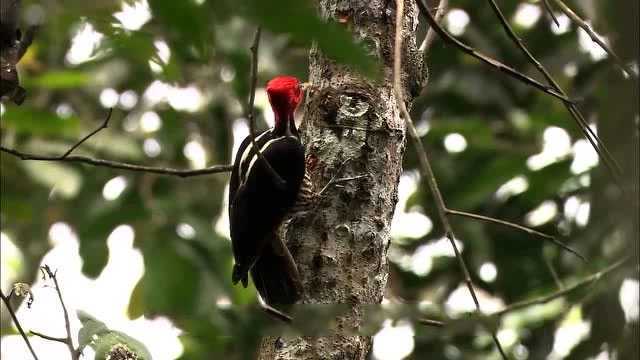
258, 0, 421, 358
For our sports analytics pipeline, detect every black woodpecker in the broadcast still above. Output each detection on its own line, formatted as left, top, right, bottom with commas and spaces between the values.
229, 75, 310, 306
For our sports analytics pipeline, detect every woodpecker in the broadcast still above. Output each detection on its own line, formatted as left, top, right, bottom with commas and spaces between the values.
229, 75, 310, 305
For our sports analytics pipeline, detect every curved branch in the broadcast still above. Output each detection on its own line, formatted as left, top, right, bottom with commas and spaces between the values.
415, 0, 575, 104
0, 289, 40, 360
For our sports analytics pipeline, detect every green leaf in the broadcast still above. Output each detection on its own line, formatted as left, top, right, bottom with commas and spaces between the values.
77, 310, 152, 360
1, 107, 80, 136
23, 71, 91, 89
238, 0, 379, 78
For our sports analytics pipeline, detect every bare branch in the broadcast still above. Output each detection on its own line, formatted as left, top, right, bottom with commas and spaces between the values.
493, 256, 633, 317
41, 265, 79, 360
1, 146, 232, 176
415, 0, 576, 104
419, 0, 448, 54
417, 318, 445, 327
540, 0, 560, 27
246, 26, 286, 189
0, 289, 40, 360
550, 0, 636, 79
1, 108, 233, 176
484, 0, 624, 195
61, 108, 113, 158
397, 1, 508, 358
259, 301, 293, 324
446, 208, 586, 262
543, 251, 565, 290
29, 331, 67, 344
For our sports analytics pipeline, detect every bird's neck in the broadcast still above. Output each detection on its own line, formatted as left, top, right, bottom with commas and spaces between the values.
273, 112, 298, 138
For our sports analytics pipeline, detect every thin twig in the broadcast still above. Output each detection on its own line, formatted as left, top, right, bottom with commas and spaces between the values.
397, 1, 508, 358
446, 209, 585, 262
246, 27, 286, 189
493, 256, 633, 317
0, 289, 40, 360
540, 0, 560, 28
0, 146, 232, 176
550, 0, 636, 78
1, 108, 233, 176
417, 318, 445, 327
419, 0, 448, 54
543, 252, 565, 290
29, 331, 67, 344
415, 0, 575, 104
259, 300, 293, 323
484, 0, 624, 194
42, 266, 79, 360
61, 108, 113, 158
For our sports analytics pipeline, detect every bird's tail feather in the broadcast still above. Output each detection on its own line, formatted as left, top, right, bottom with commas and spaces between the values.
251, 237, 302, 305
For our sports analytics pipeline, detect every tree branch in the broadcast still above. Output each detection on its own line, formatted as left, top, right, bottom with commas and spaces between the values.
29, 331, 68, 344
0, 289, 40, 360
246, 26, 286, 189
415, 0, 575, 104
0, 146, 233, 176
492, 256, 633, 317
484, 0, 624, 194
549, 0, 636, 79
446, 208, 585, 262
397, 1, 509, 358
42, 265, 79, 360
540, 0, 560, 27
419, 0, 448, 54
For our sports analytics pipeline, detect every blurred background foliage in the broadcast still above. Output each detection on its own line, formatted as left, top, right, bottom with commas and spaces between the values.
0, 0, 638, 359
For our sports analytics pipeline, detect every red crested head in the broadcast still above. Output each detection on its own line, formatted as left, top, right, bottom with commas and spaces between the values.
266, 76, 303, 125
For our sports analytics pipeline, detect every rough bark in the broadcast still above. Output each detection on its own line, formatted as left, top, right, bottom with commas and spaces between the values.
257, 0, 421, 358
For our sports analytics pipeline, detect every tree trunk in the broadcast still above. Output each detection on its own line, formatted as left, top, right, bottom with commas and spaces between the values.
258, 0, 421, 358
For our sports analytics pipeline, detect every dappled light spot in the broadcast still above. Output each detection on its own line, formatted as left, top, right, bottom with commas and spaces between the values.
571, 139, 599, 174
168, 86, 204, 113
48, 222, 79, 246
495, 175, 529, 201
525, 200, 558, 227
65, 22, 104, 65
216, 296, 232, 309
496, 328, 518, 348
479, 262, 497, 283
527, 127, 572, 170
410, 245, 433, 276
114, 0, 152, 31
443, 133, 467, 153
183, 140, 207, 169
513, 3, 541, 29
563, 62, 578, 77
103, 176, 128, 201
143, 138, 162, 158
140, 111, 162, 133
149, 40, 171, 74
100, 88, 119, 108
373, 319, 414, 360
176, 223, 196, 240
55, 103, 74, 118
445, 284, 504, 316
119, 90, 139, 110
445, 9, 470, 37
548, 306, 591, 359
220, 65, 236, 83
619, 278, 639, 323
1, 232, 23, 291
